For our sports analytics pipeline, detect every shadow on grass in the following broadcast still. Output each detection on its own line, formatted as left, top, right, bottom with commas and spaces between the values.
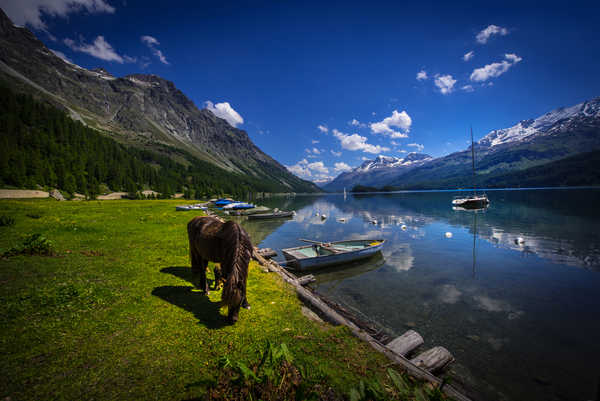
160, 266, 216, 288
153, 267, 227, 329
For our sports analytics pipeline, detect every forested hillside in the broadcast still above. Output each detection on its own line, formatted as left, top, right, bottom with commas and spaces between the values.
0, 85, 312, 198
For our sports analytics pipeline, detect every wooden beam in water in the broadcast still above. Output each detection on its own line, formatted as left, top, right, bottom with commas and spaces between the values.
386, 330, 424, 356
250, 249, 471, 401
410, 346, 455, 373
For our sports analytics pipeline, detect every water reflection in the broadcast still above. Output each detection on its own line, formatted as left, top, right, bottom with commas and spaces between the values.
239, 189, 600, 401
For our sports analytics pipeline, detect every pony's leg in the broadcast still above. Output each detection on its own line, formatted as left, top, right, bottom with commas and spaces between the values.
191, 251, 209, 294
241, 295, 250, 309
198, 259, 209, 293
212, 265, 222, 290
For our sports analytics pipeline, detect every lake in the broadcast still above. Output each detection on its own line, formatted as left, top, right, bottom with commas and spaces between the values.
239, 188, 600, 401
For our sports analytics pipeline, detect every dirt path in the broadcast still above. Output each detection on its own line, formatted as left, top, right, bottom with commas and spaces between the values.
0, 189, 49, 199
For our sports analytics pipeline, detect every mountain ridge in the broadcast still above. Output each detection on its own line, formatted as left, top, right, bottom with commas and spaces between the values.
0, 8, 319, 193
324, 96, 600, 191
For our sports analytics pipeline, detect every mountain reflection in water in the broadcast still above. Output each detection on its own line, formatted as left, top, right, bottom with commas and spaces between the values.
240, 189, 600, 401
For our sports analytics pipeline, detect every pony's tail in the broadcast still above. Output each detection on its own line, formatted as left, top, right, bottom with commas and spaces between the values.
221, 221, 251, 308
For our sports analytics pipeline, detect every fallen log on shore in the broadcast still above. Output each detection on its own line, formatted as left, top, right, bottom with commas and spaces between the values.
251, 249, 470, 401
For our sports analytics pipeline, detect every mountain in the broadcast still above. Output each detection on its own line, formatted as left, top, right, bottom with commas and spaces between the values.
0, 9, 319, 193
323, 153, 433, 191
323, 97, 600, 191
385, 97, 600, 189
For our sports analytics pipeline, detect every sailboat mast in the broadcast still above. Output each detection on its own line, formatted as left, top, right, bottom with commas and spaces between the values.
471, 126, 476, 196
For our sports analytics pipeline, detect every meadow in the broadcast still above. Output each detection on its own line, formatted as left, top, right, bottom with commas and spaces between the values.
0, 199, 447, 400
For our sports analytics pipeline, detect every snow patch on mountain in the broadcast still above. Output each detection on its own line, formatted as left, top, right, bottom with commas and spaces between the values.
479, 98, 600, 147
356, 153, 432, 172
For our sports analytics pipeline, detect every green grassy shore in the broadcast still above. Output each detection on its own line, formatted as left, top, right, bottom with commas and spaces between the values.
0, 199, 449, 400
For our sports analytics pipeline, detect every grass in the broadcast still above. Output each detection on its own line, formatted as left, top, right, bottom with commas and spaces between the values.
0, 199, 450, 400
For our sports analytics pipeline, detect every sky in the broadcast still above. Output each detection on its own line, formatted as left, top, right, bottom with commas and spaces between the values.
1, 0, 600, 183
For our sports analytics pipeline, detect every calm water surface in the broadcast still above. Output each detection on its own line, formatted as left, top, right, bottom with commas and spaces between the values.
239, 189, 600, 401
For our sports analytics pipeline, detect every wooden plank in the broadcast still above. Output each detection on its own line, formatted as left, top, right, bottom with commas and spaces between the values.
250, 250, 471, 401
386, 330, 424, 356
297, 275, 315, 286
410, 346, 455, 373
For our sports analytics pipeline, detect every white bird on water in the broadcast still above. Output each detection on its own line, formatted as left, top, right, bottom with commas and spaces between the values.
445, 232, 453, 238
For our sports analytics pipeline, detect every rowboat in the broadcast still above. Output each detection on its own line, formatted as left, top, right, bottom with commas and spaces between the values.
248, 211, 295, 220
175, 204, 208, 211
282, 239, 385, 271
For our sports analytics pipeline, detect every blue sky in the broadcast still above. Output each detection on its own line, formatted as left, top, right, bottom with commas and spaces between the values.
2, 0, 600, 183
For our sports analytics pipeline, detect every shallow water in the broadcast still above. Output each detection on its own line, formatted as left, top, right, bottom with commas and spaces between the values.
240, 189, 600, 401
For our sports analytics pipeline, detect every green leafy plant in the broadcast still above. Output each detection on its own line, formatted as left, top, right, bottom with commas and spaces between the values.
0, 215, 15, 227
2, 233, 55, 256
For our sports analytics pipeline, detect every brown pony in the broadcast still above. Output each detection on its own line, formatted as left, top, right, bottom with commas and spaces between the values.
187, 216, 252, 324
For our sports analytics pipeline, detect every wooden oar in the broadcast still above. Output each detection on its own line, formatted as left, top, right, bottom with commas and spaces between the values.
299, 238, 323, 244
299, 239, 344, 254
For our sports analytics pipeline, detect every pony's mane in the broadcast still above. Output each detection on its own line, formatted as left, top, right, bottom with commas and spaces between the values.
220, 220, 252, 307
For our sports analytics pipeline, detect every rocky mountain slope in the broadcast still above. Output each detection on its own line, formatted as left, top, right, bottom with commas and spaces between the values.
323, 153, 432, 191
325, 97, 600, 190
0, 9, 319, 193
387, 97, 600, 189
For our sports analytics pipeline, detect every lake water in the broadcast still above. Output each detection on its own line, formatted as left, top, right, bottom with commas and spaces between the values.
239, 189, 600, 401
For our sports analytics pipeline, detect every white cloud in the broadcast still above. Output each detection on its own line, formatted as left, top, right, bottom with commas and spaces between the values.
463, 51, 474, 61
49, 48, 72, 64
141, 35, 159, 46
334, 162, 352, 173
286, 159, 331, 182
407, 143, 424, 152
141, 35, 169, 65
399, 150, 407, 153
286, 159, 310, 177
312, 147, 320, 154
504, 53, 522, 63
416, 70, 428, 81
307, 161, 328, 174
476, 25, 508, 44
331, 150, 342, 157
64, 36, 130, 63
434, 74, 457, 95
311, 139, 319, 144
317, 125, 328, 133
370, 110, 412, 138
470, 53, 522, 82
3, 0, 115, 30
461, 85, 474, 92
332, 129, 390, 154
305, 148, 312, 154
204, 101, 244, 127
349, 118, 367, 128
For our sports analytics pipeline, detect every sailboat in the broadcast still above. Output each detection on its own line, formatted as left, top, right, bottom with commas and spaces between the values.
452, 127, 489, 209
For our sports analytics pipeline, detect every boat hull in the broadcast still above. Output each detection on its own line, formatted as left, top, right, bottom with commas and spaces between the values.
248, 211, 294, 220
452, 196, 489, 209
282, 240, 384, 271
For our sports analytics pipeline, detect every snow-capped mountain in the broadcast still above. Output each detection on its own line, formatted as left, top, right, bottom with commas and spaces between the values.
323, 153, 432, 191
323, 96, 600, 191
385, 96, 600, 189
479, 98, 600, 147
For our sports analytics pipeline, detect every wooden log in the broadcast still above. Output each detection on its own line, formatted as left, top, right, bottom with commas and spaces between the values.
257, 257, 471, 401
386, 330, 424, 356
297, 274, 315, 286
257, 248, 278, 259
410, 346, 455, 372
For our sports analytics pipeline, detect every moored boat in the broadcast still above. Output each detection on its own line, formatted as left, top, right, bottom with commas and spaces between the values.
248, 211, 295, 220
282, 239, 385, 271
452, 127, 489, 210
